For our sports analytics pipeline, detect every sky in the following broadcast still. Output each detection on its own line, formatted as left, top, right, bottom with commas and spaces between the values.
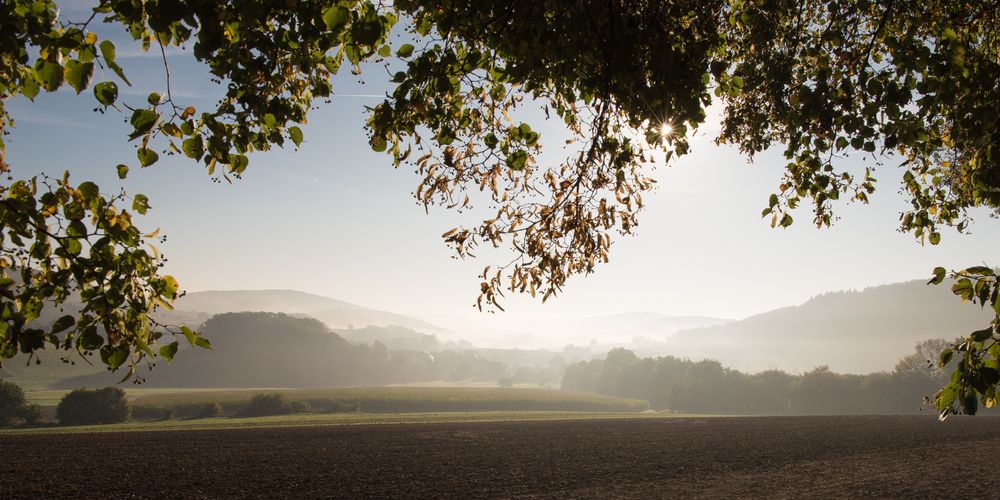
5, 6, 1000, 345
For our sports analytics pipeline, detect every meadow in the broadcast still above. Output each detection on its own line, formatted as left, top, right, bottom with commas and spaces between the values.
127, 386, 650, 417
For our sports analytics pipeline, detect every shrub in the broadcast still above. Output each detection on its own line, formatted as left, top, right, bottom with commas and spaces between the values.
238, 393, 296, 417
175, 402, 222, 420
56, 387, 130, 425
131, 405, 173, 421
16, 403, 44, 425
0, 380, 42, 427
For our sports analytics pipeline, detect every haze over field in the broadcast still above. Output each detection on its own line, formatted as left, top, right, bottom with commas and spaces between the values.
143, 277, 996, 374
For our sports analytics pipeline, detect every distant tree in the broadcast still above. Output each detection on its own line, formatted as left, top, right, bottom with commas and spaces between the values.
238, 393, 296, 417
894, 339, 955, 381
563, 348, 988, 415
0, 379, 42, 426
498, 377, 514, 388
1, 1, 997, 412
56, 387, 130, 425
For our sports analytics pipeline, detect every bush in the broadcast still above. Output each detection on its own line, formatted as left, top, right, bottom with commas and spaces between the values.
16, 403, 44, 425
56, 387, 130, 425
131, 405, 174, 421
238, 393, 297, 417
0, 380, 42, 427
175, 402, 222, 420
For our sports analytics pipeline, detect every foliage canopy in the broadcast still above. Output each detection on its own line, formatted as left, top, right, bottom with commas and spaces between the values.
0, 0, 998, 415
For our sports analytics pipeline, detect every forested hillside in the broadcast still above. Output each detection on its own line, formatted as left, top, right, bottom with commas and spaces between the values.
56, 313, 504, 388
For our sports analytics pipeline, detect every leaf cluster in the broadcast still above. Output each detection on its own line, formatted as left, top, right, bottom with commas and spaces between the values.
927, 266, 1000, 418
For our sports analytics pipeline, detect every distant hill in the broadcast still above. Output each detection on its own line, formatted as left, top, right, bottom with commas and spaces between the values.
55, 312, 506, 389
478, 312, 731, 349
174, 290, 448, 333
664, 279, 994, 374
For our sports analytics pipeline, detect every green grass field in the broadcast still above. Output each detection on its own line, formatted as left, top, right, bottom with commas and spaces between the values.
16, 386, 654, 432
122, 387, 649, 418
24, 387, 228, 407
1, 410, 689, 435
132, 386, 647, 410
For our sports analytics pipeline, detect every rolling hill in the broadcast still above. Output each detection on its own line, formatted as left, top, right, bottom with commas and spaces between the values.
663, 279, 995, 374
173, 290, 448, 333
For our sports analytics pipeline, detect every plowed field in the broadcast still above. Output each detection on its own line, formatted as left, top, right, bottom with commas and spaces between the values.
3, 415, 997, 498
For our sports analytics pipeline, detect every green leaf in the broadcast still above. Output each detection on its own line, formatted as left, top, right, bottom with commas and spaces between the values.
507, 150, 528, 170
64, 60, 94, 93
961, 390, 978, 415
768, 193, 779, 208
77, 181, 100, 201
228, 154, 249, 173
928, 266, 947, 285
116, 164, 129, 179
79, 326, 103, 350
129, 109, 159, 138
940, 348, 953, 368
953, 278, 974, 300
181, 326, 197, 346
396, 43, 415, 58
964, 266, 995, 276
159, 341, 178, 361
132, 193, 151, 214
161, 275, 179, 298
37, 61, 64, 92
62, 238, 82, 256
194, 336, 212, 350
935, 384, 957, 409
93, 81, 118, 106
147, 92, 161, 105
928, 232, 941, 245
779, 213, 794, 228
137, 147, 159, 167
21, 76, 39, 100
182, 136, 204, 159
971, 327, 994, 342
66, 221, 87, 238
100, 345, 129, 370
378, 44, 391, 57
99, 40, 131, 85
50, 315, 75, 334
322, 6, 351, 32
288, 126, 303, 147
371, 136, 387, 152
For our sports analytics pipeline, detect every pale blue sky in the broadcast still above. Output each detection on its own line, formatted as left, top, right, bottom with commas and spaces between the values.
5, 8, 1000, 345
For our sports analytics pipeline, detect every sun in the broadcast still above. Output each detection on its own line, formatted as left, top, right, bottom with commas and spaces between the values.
658, 122, 674, 140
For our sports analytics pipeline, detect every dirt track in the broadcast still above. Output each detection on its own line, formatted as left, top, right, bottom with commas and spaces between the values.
4, 415, 999, 498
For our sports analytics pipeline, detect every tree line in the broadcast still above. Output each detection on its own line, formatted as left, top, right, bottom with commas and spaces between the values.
561, 340, 968, 415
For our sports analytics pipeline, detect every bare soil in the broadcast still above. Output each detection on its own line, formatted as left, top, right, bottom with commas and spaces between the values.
3, 415, 999, 498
